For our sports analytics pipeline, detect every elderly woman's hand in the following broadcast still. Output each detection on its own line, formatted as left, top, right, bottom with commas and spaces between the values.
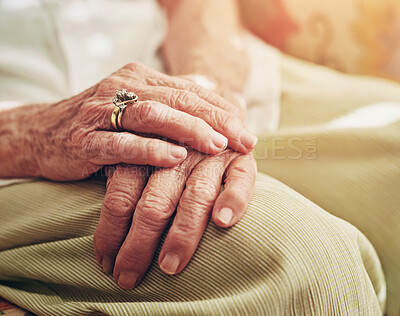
93, 87, 257, 289
22, 63, 257, 181
94, 149, 256, 289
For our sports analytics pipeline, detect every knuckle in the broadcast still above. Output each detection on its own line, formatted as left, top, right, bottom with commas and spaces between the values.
234, 157, 257, 180
178, 90, 195, 104
227, 104, 241, 117
218, 111, 237, 131
173, 89, 215, 123
171, 221, 200, 246
136, 102, 168, 128
184, 84, 240, 116
234, 164, 253, 180
136, 102, 155, 125
92, 78, 116, 98
218, 92, 242, 115
175, 90, 201, 110
102, 190, 136, 219
125, 62, 136, 70
168, 90, 184, 111
138, 191, 176, 223
179, 197, 212, 222
202, 90, 236, 114
185, 81, 203, 96
116, 63, 146, 82
122, 62, 140, 72
191, 117, 210, 138
179, 176, 217, 214
187, 175, 219, 199
169, 166, 190, 182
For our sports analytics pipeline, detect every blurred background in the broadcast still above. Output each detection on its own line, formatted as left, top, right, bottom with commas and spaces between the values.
1, 0, 399, 107
240, 0, 400, 81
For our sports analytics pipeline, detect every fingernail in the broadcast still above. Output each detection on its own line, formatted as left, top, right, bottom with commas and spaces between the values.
160, 253, 180, 275
240, 130, 258, 149
211, 131, 228, 151
217, 207, 233, 225
118, 271, 139, 289
102, 256, 114, 274
170, 146, 187, 159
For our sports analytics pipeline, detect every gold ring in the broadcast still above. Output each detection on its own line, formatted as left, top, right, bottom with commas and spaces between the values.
111, 107, 120, 130
111, 89, 138, 131
117, 107, 126, 131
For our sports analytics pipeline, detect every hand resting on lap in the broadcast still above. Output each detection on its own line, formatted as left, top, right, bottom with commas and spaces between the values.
94, 89, 257, 289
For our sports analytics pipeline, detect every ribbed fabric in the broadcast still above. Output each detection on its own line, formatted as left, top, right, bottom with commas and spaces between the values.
1, 55, 399, 315
0, 176, 383, 315
257, 55, 400, 316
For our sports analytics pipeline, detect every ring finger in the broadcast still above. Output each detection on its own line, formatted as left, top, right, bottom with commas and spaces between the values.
104, 101, 229, 155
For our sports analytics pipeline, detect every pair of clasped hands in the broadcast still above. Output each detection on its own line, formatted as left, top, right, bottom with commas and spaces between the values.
43, 63, 257, 289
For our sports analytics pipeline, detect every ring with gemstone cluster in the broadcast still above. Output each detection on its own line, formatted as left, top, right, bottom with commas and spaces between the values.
111, 89, 138, 131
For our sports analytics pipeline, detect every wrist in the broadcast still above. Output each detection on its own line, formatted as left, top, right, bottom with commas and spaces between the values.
0, 103, 50, 178
161, 0, 249, 92
162, 35, 249, 92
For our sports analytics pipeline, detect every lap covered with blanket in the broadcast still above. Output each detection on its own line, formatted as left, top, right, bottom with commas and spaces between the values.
1, 54, 400, 315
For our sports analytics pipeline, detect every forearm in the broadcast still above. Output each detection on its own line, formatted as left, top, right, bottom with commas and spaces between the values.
0, 105, 44, 178
160, 0, 249, 92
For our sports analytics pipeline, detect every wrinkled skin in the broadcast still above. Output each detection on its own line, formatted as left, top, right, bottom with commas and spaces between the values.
31, 63, 257, 181
91, 1, 257, 289
94, 91, 257, 289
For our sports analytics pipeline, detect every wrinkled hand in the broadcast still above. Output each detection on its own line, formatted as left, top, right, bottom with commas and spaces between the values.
94, 84, 257, 289
33, 63, 256, 181
94, 149, 256, 289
